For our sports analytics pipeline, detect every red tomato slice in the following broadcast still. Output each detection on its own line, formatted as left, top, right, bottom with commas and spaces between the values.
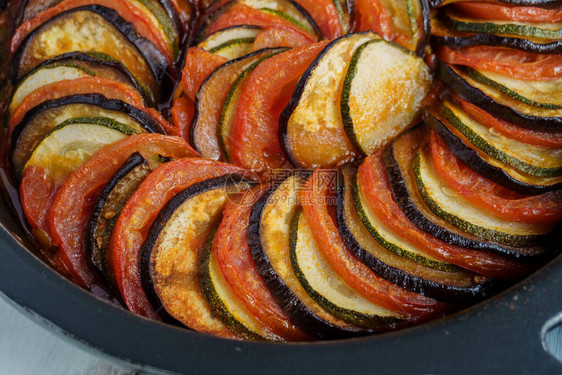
454, 2, 562, 23
171, 92, 195, 143
301, 169, 448, 320
253, 24, 315, 50
180, 47, 227, 101
293, 0, 343, 39
437, 45, 562, 81
214, 186, 311, 341
108, 158, 248, 318
355, 0, 396, 40
8, 77, 145, 136
358, 152, 527, 278
206, 4, 318, 40
48, 134, 196, 293
455, 94, 562, 148
230, 41, 329, 174
430, 131, 562, 224
11, 0, 174, 64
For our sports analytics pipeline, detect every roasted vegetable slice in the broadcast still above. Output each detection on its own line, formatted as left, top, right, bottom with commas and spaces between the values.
414, 144, 555, 247
10, 95, 163, 180
139, 174, 252, 336
248, 174, 373, 339
12, 6, 168, 104
87, 152, 163, 291
280, 32, 376, 169
340, 38, 432, 155
290, 210, 405, 328
198, 25, 263, 60
338, 164, 498, 303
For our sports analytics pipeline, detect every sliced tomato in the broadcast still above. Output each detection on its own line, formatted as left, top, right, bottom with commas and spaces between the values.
214, 186, 311, 341
430, 130, 562, 224
171, 92, 195, 143
8, 77, 145, 136
355, 0, 395, 41
301, 169, 448, 320
11, 0, 174, 64
48, 134, 196, 293
359, 152, 527, 278
180, 47, 227, 101
206, 4, 318, 41
20, 166, 55, 247
455, 94, 562, 148
253, 24, 315, 50
293, 0, 343, 39
437, 45, 562, 81
454, 2, 562, 23
108, 157, 249, 318
230, 42, 329, 174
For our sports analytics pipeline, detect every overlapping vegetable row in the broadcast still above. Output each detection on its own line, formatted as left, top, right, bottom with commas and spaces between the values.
2, 0, 561, 341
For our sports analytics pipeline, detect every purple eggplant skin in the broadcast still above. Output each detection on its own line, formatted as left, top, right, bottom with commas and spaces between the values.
247, 178, 374, 339
429, 0, 562, 8
432, 34, 562, 55
436, 63, 562, 134
425, 113, 562, 195
382, 133, 553, 264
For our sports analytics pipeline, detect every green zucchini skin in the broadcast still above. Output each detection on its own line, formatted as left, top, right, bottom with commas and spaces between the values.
382, 133, 552, 264
87, 152, 160, 294
139, 173, 251, 323
431, 34, 562, 54
247, 179, 373, 339
11, 5, 170, 100
336, 166, 499, 304
426, 113, 562, 195
436, 63, 562, 133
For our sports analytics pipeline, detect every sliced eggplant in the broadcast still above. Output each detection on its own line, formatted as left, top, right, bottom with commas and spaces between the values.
248, 174, 374, 339
440, 100, 562, 178
414, 144, 555, 247
384, 126, 551, 263
198, 25, 263, 60
280, 32, 377, 168
426, 112, 562, 195
9, 52, 149, 115
338, 164, 499, 303
87, 152, 163, 291
191, 48, 286, 160
10, 94, 162, 180
12, 6, 169, 104
23, 118, 137, 184
443, 9, 562, 41
199, 228, 282, 341
340, 38, 432, 155
139, 174, 252, 334
290, 210, 405, 328
436, 63, 562, 133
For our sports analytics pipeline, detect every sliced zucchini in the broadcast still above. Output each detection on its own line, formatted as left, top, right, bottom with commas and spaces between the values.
440, 100, 562, 178
199, 228, 282, 341
9, 52, 148, 115
198, 25, 263, 60
13, 6, 168, 104
443, 9, 562, 41
341, 38, 432, 155
10, 94, 161, 180
338, 164, 498, 303
414, 146, 555, 247
139, 174, 252, 335
384, 126, 550, 263
378, 0, 431, 53
280, 32, 377, 168
353, 162, 458, 272
290, 210, 404, 328
87, 152, 162, 291
426, 113, 562, 195
464, 68, 562, 110
191, 48, 286, 160
436, 63, 562, 133
24, 118, 137, 184
332, 0, 353, 34
248, 174, 372, 339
